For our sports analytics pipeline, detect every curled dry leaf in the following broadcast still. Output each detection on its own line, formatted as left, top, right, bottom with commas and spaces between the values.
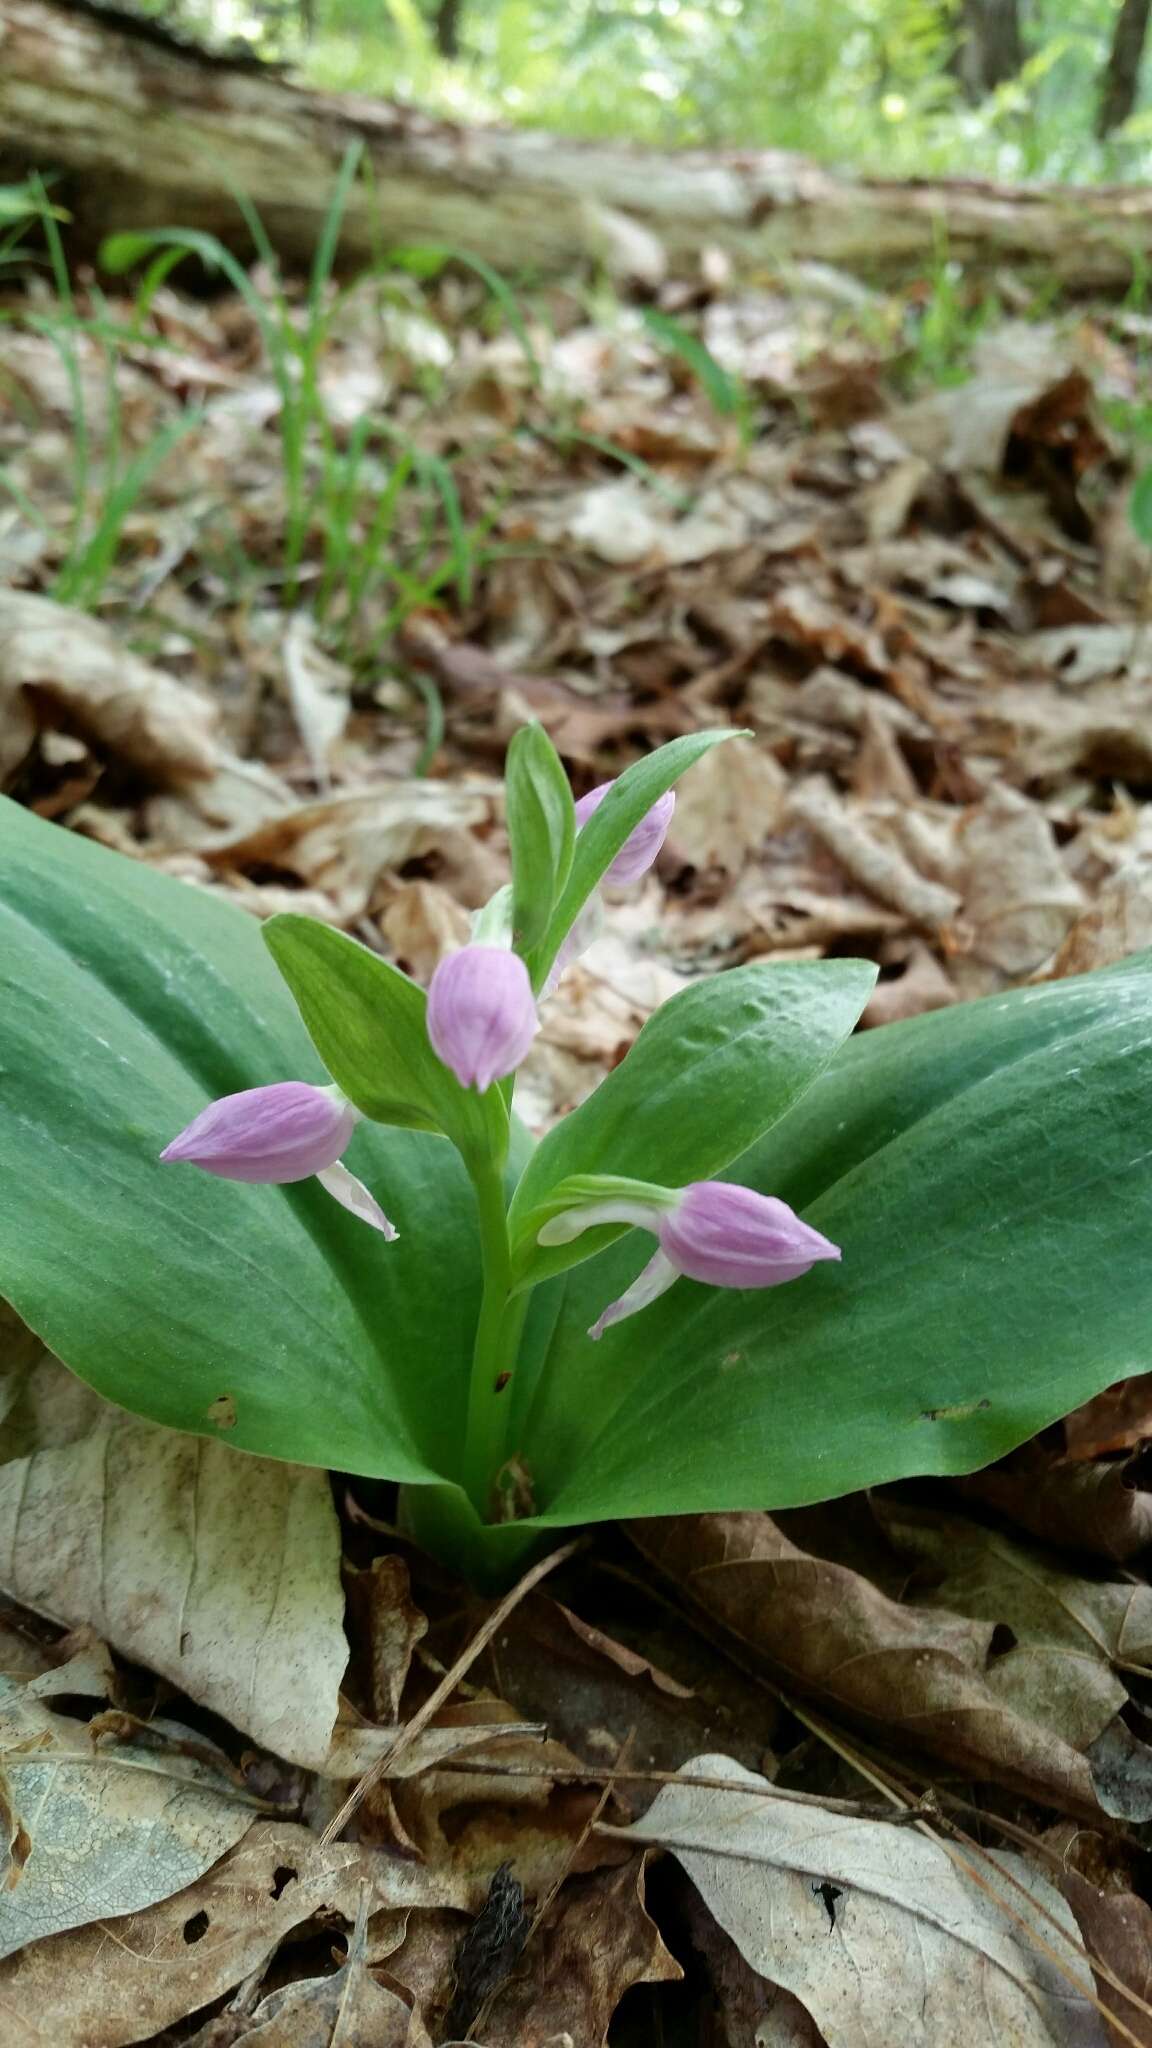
622, 1754, 1108, 2048
0, 591, 218, 788
955, 784, 1083, 981
1049, 861, 1152, 980
1062, 1869, 1152, 2048
202, 782, 502, 922
0, 1342, 348, 1770
232, 1888, 428, 2046
955, 1446, 1152, 1565
631, 1514, 1102, 1811
0, 1655, 255, 1961
873, 1501, 1152, 1782
282, 611, 353, 783
0, 1818, 445, 2048
789, 783, 961, 931
666, 737, 787, 874
344, 1554, 429, 1725
480, 1855, 681, 2047
683, 1886, 829, 2048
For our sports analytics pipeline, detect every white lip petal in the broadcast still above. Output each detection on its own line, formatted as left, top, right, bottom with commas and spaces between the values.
588, 1247, 679, 1341
316, 1162, 398, 1240
539, 1199, 666, 1247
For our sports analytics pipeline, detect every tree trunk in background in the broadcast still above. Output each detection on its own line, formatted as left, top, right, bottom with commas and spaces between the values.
955, 0, 1024, 100
433, 0, 462, 59
5, 0, 1152, 291
1097, 0, 1152, 135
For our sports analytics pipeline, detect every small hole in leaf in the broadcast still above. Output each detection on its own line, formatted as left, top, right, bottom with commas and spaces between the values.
270, 1866, 298, 1900
812, 1879, 843, 1929
988, 1622, 1018, 1660
183, 1912, 210, 1944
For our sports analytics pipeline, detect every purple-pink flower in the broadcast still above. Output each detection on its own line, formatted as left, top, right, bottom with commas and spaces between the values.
427, 944, 539, 1092
539, 1179, 839, 1339
574, 780, 675, 887
161, 1081, 396, 1237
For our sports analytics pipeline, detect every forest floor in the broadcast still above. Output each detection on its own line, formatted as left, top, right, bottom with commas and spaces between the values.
2, 242, 1152, 2044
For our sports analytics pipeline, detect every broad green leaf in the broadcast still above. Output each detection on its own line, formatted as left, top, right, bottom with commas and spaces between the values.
263, 913, 508, 1164
0, 798, 479, 1486
512, 958, 1152, 1532
505, 722, 575, 952
527, 729, 743, 988
508, 959, 876, 1288
0, 1336, 347, 1770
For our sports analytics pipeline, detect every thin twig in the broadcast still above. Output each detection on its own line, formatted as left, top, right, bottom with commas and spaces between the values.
319, 1537, 582, 1846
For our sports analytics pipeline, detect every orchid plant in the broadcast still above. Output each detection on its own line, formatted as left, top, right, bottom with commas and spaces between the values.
1, 729, 1151, 1586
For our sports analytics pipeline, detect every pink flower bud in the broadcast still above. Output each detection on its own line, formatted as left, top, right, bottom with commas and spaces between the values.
427, 944, 539, 1093
161, 1083, 396, 1238
539, 1177, 839, 1339
659, 1182, 839, 1291
161, 1082, 356, 1183
574, 780, 675, 886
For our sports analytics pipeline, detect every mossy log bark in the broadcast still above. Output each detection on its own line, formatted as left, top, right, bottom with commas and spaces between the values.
4, 0, 1152, 287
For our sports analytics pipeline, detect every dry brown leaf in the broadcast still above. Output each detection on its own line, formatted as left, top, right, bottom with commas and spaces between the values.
667, 737, 787, 873
955, 1447, 1152, 1565
955, 784, 1083, 979
0, 1348, 347, 1771
344, 1555, 429, 1725
1062, 1868, 1152, 2048
861, 941, 957, 1027
469, 1591, 768, 1795
1049, 861, 1152, 978
481, 1856, 681, 2046
1065, 1377, 1152, 1461
202, 782, 501, 921
873, 1501, 1152, 1764
0, 1821, 433, 2048
631, 1514, 1101, 1811
282, 612, 352, 782
789, 784, 961, 930
0, 591, 218, 787
233, 1889, 427, 2045
380, 880, 471, 980
0, 1657, 255, 1962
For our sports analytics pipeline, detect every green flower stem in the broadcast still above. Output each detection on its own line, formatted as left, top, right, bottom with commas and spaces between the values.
461, 1156, 526, 1516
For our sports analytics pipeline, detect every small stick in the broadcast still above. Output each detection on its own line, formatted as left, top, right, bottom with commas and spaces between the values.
320, 1536, 582, 1846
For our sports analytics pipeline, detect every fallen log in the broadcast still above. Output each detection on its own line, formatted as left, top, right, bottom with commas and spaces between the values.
3, 0, 1152, 287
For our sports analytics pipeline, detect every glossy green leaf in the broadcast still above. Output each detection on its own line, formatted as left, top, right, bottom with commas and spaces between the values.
0, 798, 480, 1486
508, 959, 876, 1287
505, 722, 575, 952
508, 958, 1152, 1534
527, 728, 743, 988
263, 914, 507, 1164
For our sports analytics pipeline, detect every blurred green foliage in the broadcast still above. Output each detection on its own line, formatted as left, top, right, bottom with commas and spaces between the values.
106, 0, 1152, 181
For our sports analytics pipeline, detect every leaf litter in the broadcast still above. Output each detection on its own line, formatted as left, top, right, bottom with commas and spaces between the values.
3, 238, 1152, 2042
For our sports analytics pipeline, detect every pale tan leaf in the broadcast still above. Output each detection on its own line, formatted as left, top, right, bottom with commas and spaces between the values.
0, 1674, 254, 1959
0, 1819, 452, 2048
0, 1353, 348, 1770
0, 591, 218, 787
623, 1755, 1108, 2048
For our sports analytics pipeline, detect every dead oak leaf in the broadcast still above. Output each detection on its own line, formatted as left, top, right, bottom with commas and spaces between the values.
482, 1855, 681, 2047
631, 1514, 1100, 1812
